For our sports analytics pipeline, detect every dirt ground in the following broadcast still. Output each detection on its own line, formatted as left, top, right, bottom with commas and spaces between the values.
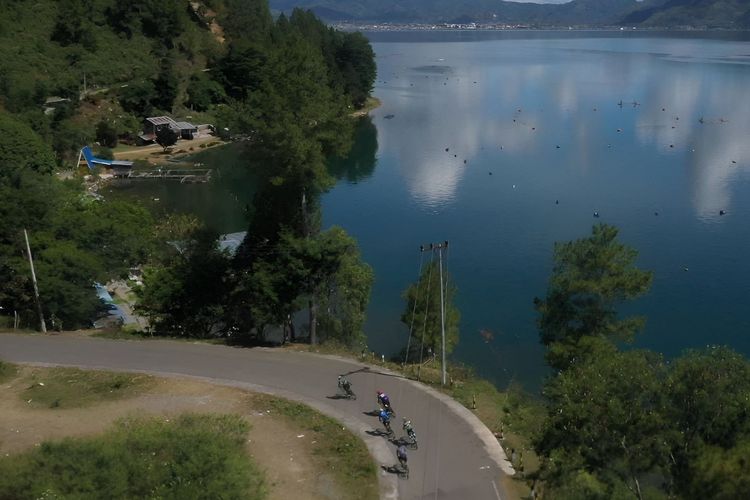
113, 135, 226, 164
0, 368, 342, 500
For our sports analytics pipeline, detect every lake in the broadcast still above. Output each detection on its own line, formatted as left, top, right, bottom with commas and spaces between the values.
112, 31, 750, 389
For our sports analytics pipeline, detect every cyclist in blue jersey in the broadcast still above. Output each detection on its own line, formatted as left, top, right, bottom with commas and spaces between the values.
379, 408, 393, 435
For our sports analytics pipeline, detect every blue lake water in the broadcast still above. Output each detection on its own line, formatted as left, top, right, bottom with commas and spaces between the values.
322, 31, 750, 388
111, 31, 750, 389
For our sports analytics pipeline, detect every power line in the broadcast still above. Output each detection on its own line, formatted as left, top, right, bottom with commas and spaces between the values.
415, 241, 449, 385
404, 246, 426, 367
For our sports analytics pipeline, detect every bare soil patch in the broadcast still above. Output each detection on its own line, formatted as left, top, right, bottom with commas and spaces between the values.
0, 367, 352, 500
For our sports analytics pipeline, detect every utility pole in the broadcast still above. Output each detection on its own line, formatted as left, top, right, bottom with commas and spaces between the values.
438, 242, 447, 385
23, 229, 46, 333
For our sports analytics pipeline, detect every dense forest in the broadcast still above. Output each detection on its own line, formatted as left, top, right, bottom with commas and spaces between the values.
0, 0, 376, 345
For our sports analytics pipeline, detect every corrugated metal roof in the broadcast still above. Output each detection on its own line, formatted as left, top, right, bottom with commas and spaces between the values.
146, 116, 178, 126
174, 121, 197, 130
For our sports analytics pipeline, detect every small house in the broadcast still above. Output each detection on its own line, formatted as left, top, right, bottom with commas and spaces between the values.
139, 116, 197, 143
174, 121, 198, 140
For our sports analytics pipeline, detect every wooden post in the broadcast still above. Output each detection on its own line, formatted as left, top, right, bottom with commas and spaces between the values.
23, 229, 46, 333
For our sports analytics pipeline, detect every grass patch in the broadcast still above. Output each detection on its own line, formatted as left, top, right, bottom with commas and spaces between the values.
21, 367, 153, 409
252, 394, 378, 500
0, 413, 265, 500
0, 361, 17, 383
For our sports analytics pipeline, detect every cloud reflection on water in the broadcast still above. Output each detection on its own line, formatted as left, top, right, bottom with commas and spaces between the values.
374, 38, 750, 218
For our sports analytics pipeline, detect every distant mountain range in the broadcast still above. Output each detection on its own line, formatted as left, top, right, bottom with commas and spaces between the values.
269, 0, 750, 28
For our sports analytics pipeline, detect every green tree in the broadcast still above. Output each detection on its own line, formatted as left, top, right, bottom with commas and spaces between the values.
401, 258, 460, 360
51, 0, 97, 50
95, 120, 118, 148
335, 32, 377, 108
137, 229, 230, 338
155, 127, 178, 152
186, 73, 226, 111
216, 42, 269, 100
120, 80, 157, 118
538, 343, 669, 500
664, 346, 750, 494
277, 227, 361, 345
314, 227, 373, 346
152, 59, 178, 112
534, 224, 653, 371
683, 438, 750, 500
0, 112, 56, 178
219, 0, 272, 41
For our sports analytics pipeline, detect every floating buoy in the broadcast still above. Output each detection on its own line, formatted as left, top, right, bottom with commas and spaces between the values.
720, 210, 726, 215
593, 211, 600, 218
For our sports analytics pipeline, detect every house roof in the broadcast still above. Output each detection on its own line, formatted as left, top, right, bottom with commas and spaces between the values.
145, 116, 178, 127
174, 121, 197, 130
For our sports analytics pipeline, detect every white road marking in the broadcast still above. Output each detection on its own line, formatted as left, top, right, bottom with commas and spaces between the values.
491, 479, 503, 500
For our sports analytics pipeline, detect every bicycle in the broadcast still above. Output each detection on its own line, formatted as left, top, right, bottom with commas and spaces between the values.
405, 429, 418, 449
398, 457, 409, 479
337, 376, 357, 400
383, 419, 394, 437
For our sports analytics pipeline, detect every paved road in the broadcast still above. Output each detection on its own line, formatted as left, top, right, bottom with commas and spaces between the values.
0, 334, 512, 500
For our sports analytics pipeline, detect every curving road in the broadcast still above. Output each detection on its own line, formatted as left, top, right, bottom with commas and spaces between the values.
0, 334, 513, 500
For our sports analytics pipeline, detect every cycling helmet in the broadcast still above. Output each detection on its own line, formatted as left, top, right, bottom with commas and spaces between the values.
377, 390, 383, 395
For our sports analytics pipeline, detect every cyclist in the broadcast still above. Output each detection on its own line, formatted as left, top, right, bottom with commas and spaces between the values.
402, 418, 416, 442
396, 444, 408, 471
337, 375, 353, 397
403, 417, 417, 449
376, 390, 394, 414
379, 409, 393, 434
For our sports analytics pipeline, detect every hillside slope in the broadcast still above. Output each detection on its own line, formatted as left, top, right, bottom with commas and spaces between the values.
271, 0, 749, 27
621, 0, 750, 28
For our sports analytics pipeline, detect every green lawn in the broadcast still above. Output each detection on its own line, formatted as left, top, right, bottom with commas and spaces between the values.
0, 413, 265, 500
20, 367, 153, 409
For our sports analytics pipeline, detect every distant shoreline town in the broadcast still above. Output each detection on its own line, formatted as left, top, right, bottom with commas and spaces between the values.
334, 22, 735, 32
